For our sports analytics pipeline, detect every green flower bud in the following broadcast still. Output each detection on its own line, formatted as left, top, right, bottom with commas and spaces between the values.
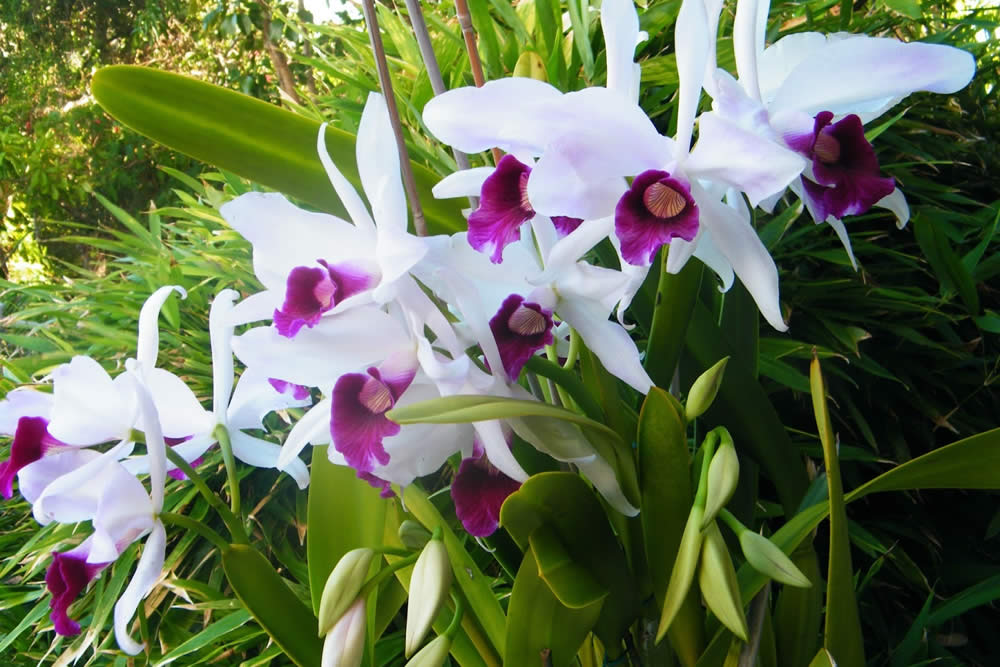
321, 597, 366, 667
739, 530, 812, 588
656, 504, 704, 643
685, 356, 729, 420
404, 634, 452, 667
398, 520, 432, 550
702, 434, 739, 529
318, 548, 376, 637
697, 522, 748, 641
405, 538, 452, 657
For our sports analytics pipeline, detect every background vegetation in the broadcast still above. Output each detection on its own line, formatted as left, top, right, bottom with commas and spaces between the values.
1, 0, 998, 664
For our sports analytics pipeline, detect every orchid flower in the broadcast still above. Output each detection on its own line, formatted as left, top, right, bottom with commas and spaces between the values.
709, 0, 976, 266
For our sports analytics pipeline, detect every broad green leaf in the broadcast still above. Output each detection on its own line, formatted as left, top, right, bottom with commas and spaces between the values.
221, 544, 322, 667
307, 447, 387, 614
402, 485, 506, 664
505, 549, 603, 667
500, 473, 639, 655
529, 529, 609, 608
811, 355, 864, 667
685, 303, 809, 515
90, 66, 464, 236
808, 648, 837, 667
773, 547, 823, 667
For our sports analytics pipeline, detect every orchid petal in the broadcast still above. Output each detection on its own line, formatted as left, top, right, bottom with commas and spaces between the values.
49, 357, 135, 445
766, 35, 976, 121
423, 78, 564, 155
577, 456, 639, 516
230, 430, 309, 489
114, 520, 166, 655
18, 448, 101, 506
358, 93, 408, 235
536, 217, 615, 280
432, 168, 494, 199
0, 389, 52, 434
876, 187, 910, 229
30, 440, 133, 524
227, 366, 311, 432
674, 0, 710, 157
472, 420, 529, 483
228, 290, 282, 326
825, 217, 858, 270
143, 368, 214, 439
136, 285, 186, 371
700, 0, 726, 96
278, 399, 332, 469
603, 0, 641, 99
130, 370, 167, 513
318, 123, 376, 232
691, 224, 735, 292
732, 0, 767, 100
210, 289, 239, 425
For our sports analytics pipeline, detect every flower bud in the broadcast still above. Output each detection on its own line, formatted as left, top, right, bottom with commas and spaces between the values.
404, 634, 452, 667
685, 356, 729, 420
701, 434, 739, 529
697, 522, 748, 641
321, 598, 366, 667
318, 548, 376, 636
739, 530, 812, 588
405, 538, 452, 657
398, 520, 432, 550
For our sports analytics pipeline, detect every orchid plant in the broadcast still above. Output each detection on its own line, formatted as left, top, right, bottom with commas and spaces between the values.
1, 0, 992, 666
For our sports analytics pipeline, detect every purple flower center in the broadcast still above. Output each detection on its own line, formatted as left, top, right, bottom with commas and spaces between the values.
489, 294, 555, 381
467, 155, 536, 263
786, 111, 895, 222
0, 416, 61, 500
273, 260, 373, 338
615, 170, 699, 266
46, 551, 105, 636
331, 364, 415, 474
451, 453, 521, 537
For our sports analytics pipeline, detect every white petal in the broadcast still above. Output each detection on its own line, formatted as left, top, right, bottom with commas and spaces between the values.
665, 232, 700, 275
18, 448, 102, 506
136, 286, 186, 371
692, 183, 787, 331
691, 226, 735, 292
876, 187, 910, 229
143, 368, 214, 439
732, 0, 768, 100
577, 455, 639, 516
767, 35, 976, 120
278, 399, 332, 469
88, 466, 156, 563
49, 357, 135, 445
374, 229, 428, 304
31, 440, 134, 524
0, 389, 52, 434
210, 289, 239, 425
227, 366, 310, 432
422, 78, 564, 155
826, 217, 858, 271
557, 297, 653, 393
700, 0, 727, 97
230, 430, 309, 489
472, 419, 529, 483
687, 113, 806, 207
114, 521, 166, 655
673, 0, 710, 156
358, 93, 409, 235
228, 290, 282, 326
757, 32, 840, 107
130, 371, 167, 513
602, 0, 641, 97
432, 167, 494, 199
536, 217, 615, 279
231, 308, 411, 389
318, 123, 376, 232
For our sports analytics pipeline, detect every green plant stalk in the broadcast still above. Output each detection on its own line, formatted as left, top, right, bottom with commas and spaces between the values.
159, 511, 229, 552
524, 355, 603, 421
213, 424, 242, 525
359, 552, 420, 600
562, 327, 580, 370
645, 250, 704, 389
445, 591, 467, 639
545, 344, 574, 407
164, 446, 248, 544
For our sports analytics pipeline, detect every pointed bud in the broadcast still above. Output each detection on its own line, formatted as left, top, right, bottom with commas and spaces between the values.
685, 357, 729, 420
318, 548, 376, 636
405, 634, 452, 667
405, 538, 452, 657
321, 597, 366, 667
702, 434, 739, 529
739, 530, 812, 588
656, 504, 704, 643
697, 522, 748, 641
398, 520, 432, 550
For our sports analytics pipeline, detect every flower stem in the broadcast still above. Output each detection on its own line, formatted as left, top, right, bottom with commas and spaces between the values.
165, 445, 248, 544
524, 355, 603, 421
212, 424, 242, 528
358, 552, 421, 599
444, 590, 465, 639
160, 512, 229, 552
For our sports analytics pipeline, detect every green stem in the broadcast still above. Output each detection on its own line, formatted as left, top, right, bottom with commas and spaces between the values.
645, 250, 704, 389
717, 508, 747, 537
213, 424, 242, 525
694, 429, 719, 508
160, 512, 230, 551
359, 553, 420, 599
444, 590, 466, 639
164, 447, 248, 544
524, 355, 603, 421
544, 345, 574, 408
562, 327, 580, 371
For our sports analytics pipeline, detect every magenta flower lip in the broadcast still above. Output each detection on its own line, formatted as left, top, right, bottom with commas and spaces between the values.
615, 169, 699, 265
274, 261, 374, 338
786, 111, 895, 221
468, 155, 536, 263
46, 550, 106, 637
488, 294, 555, 381
0, 416, 62, 500
450, 452, 521, 537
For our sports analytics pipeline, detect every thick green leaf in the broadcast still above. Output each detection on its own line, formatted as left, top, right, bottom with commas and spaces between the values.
307, 446, 387, 614
222, 544, 322, 667
505, 549, 603, 667
91, 66, 464, 235
402, 485, 506, 664
811, 356, 864, 667
501, 473, 639, 655
773, 547, 823, 667
529, 529, 609, 609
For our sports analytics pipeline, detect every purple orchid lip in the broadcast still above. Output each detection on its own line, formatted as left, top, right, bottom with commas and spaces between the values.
551, 215, 583, 237
357, 471, 395, 498
468, 155, 536, 263
274, 260, 374, 338
615, 169, 699, 266
0, 416, 62, 500
46, 550, 106, 636
450, 451, 521, 537
786, 111, 895, 222
268, 377, 311, 401
489, 294, 554, 381
331, 363, 415, 474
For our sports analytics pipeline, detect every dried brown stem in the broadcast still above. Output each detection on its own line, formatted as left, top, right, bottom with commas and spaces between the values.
361, 0, 427, 236
453, 0, 502, 166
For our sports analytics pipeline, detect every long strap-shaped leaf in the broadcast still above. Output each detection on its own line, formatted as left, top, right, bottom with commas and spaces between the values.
91, 66, 465, 236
